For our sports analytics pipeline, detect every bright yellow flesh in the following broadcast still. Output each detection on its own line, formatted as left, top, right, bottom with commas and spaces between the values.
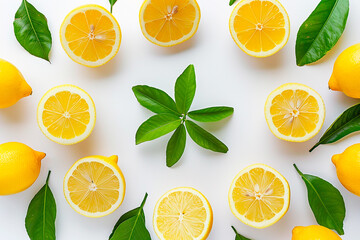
61, 5, 121, 66
230, 0, 289, 56
270, 89, 320, 138
67, 161, 120, 213
231, 167, 285, 223
140, 0, 200, 46
155, 189, 212, 240
42, 91, 90, 140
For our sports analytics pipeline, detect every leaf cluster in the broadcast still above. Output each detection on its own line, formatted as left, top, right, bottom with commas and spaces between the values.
133, 64, 234, 167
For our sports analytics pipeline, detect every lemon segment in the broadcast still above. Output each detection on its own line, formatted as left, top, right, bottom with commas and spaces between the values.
37, 84, 96, 145
60, 4, 121, 67
228, 164, 290, 228
153, 187, 213, 240
139, 0, 201, 47
229, 0, 290, 57
0, 59, 32, 108
0, 142, 45, 195
264, 83, 325, 142
63, 155, 126, 218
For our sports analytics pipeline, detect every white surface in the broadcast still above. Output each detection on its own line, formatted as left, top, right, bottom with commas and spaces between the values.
0, 0, 359, 239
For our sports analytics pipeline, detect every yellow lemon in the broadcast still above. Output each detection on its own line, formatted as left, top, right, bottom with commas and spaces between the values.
329, 43, 360, 98
265, 83, 325, 142
60, 4, 121, 67
0, 59, 32, 108
139, 0, 201, 47
37, 85, 96, 145
228, 164, 290, 228
332, 143, 360, 196
292, 225, 342, 240
63, 155, 126, 218
229, 0, 290, 57
153, 187, 213, 240
0, 142, 45, 195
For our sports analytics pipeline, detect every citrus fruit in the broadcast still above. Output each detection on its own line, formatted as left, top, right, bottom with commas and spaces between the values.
229, 0, 290, 57
329, 43, 360, 98
153, 187, 213, 240
0, 142, 45, 195
332, 143, 360, 196
228, 164, 290, 228
37, 84, 96, 145
292, 225, 342, 240
63, 155, 126, 218
60, 4, 121, 67
139, 0, 201, 47
264, 83, 325, 142
0, 59, 32, 108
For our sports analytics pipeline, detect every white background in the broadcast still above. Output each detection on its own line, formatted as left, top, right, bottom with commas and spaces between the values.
0, 0, 359, 239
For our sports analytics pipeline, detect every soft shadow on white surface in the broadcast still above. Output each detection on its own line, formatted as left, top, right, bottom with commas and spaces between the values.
0, 101, 28, 124
236, 47, 286, 70
77, 52, 125, 80
151, 34, 199, 56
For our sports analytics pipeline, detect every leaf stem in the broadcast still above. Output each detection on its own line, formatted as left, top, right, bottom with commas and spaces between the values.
309, 143, 320, 152
45, 170, 51, 184
110, 5, 113, 13
231, 226, 238, 234
140, 193, 148, 209
293, 164, 304, 177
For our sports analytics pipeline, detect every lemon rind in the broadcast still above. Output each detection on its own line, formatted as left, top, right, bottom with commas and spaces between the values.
229, 0, 290, 58
264, 83, 326, 142
139, 0, 201, 47
63, 156, 126, 218
228, 163, 290, 229
37, 84, 96, 145
153, 187, 213, 240
60, 4, 121, 68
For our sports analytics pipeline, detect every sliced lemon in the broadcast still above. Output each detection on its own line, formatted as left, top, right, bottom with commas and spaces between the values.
37, 84, 96, 145
229, 0, 290, 57
139, 0, 201, 47
153, 187, 213, 240
63, 155, 126, 218
60, 4, 121, 67
265, 83, 325, 142
229, 164, 290, 228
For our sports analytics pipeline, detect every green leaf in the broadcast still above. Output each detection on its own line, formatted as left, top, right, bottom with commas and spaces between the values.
109, 193, 151, 240
136, 114, 181, 144
185, 120, 228, 153
25, 171, 56, 240
188, 107, 234, 122
229, 0, 237, 6
166, 124, 186, 167
109, 0, 118, 13
296, 0, 349, 66
175, 64, 196, 114
232, 226, 252, 240
310, 104, 360, 152
13, 0, 52, 61
294, 164, 346, 235
132, 85, 179, 115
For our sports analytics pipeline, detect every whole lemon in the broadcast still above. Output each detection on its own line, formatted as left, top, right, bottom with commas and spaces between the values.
292, 225, 341, 240
329, 43, 360, 98
0, 142, 46, 195
332, 143, 360, 196
0, 59, 32, 108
